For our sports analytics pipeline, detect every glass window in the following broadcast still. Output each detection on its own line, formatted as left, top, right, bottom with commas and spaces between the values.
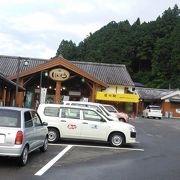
61, 108, 80, 119
24, 111, 33, 128
44, 107, 60, 117
0, 109, 21, 127
31, 111, 42, 127
72, 103, 86, 107
150, 106, 161, 110
83, 110, 102, 122
87, 105, 98, 110
103, 105, 117, 113
99, 105, 110, 116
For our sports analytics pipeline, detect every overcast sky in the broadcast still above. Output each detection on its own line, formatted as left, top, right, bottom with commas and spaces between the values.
0, 0, 179, 59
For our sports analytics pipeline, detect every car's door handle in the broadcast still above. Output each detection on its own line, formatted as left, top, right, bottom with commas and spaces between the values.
61, 120, 66, 122
82, 122, 88, 124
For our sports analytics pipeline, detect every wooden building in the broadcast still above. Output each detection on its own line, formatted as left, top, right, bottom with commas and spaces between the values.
137, 88, 180, 118
161, 91, 180, 118
0, 55, 139, 114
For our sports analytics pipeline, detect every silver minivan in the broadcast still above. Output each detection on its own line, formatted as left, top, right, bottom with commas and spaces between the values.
0, 107, 48, 166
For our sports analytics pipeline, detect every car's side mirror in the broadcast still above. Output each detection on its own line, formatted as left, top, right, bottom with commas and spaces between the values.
43, 122, 48, 126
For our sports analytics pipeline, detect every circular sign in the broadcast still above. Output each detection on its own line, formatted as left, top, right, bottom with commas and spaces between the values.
49, 68, 70, 81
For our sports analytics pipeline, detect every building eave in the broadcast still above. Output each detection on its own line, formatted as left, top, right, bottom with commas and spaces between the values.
8, 57, 108, 88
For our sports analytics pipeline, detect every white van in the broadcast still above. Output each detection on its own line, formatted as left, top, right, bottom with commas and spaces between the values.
37, 104, 136, 147
62, 101, 119, 122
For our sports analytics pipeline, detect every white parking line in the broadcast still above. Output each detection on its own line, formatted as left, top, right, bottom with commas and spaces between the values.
49, 143, 144, 151
34, 145, 73, 176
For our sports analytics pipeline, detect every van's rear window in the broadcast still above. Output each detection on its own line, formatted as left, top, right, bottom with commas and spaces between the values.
0, 109, 21, 127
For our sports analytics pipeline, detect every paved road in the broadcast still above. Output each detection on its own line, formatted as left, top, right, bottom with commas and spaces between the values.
0, 117, 180, 180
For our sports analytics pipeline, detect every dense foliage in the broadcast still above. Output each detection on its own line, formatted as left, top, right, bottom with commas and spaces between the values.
56, 5, 180, 89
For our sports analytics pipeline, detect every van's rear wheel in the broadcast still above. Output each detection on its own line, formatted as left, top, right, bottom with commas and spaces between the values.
109, 133, 125, 147
48, 128, 59, 143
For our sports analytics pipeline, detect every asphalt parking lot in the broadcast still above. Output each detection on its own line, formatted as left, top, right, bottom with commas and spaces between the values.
0, 117, 180, 180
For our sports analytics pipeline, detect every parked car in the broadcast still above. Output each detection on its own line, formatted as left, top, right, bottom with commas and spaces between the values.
0, 107, 48, 166
102, 104, 129, 122
62, 101, 119, 122
37, 104, 136, 147
142, 105, 162, 119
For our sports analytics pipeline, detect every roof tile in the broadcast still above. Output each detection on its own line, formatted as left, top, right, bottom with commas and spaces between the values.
136, 87, 174, 100
0, 55, 134, 86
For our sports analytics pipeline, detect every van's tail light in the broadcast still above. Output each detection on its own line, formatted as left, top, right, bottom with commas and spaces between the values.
15, 131, 23, 145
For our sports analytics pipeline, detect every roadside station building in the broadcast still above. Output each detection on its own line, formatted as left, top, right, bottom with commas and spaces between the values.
0, 55, 139, 115
137, 88, 180, 118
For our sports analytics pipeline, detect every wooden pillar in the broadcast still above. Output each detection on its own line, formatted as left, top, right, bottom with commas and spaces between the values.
91, 83, 96, 102
10, 90, 15, 106
0, 84, 2, 100
19, 79, 24, 107
16, 78, 24, 107
18, 92, 24, 107
161, 101, 165, 116
2, 88, 6, 106
6, 89, 11, 106
135, 103, 139, 117
15, 71, 20, 107
15, 89, 19, 107
55, 81, 61, 103
1, 81, 6, 106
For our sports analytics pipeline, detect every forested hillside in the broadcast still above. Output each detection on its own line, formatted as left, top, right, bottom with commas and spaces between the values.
56, 5, 180, 89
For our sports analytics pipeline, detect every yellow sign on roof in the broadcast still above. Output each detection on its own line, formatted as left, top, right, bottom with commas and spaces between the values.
96, 92, 139, 103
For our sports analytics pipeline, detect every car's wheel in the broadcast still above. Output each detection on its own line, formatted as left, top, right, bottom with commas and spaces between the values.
109, 133, 125, 147
18, 145, 29, 166
119, 118, 126, 122
40, 137, 48, 152
48, 128, 59, 143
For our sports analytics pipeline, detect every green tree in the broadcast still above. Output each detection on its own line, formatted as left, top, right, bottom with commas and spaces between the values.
55, 4, 180, 89
56, 40, 78, 60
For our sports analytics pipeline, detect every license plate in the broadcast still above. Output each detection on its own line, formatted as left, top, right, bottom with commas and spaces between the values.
0, 135, 5, 143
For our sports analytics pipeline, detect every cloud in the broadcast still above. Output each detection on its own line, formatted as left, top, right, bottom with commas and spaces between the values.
0, 32, 55, 58
0, 0, 179, 59
8, 13, 58, 32
57, 2, 95, 14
